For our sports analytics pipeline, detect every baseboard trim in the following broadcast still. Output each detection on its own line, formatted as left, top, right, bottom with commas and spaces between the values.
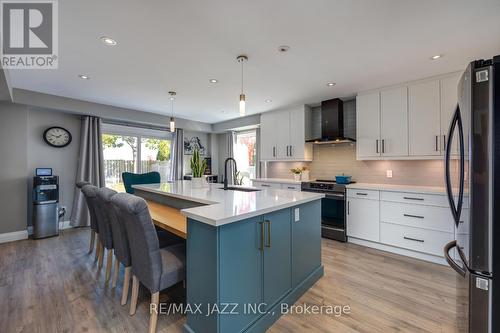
348, 237, 448, 265
0, 230, 29, 244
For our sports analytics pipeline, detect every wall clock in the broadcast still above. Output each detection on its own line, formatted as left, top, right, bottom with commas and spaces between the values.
43, 126, 72, 148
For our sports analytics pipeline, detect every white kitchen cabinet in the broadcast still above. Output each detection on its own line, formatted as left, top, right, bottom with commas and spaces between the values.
260, 111, 280, 160
380, 87, 408, 157
347, 191, 380, 242
260, 106, 312, 161
356, 92, 381, 159
409, 80, 441, 156
440, 73, 462, 155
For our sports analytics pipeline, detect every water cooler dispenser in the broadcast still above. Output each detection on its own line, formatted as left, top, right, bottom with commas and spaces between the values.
32, 171, 60, 239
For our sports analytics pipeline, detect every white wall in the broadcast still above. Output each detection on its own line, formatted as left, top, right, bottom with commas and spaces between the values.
27, 108, 81, 224
0, 103, 28, 234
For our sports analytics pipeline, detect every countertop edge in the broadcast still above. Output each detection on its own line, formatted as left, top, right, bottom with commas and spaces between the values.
181, 194, 324, 226
346, 183, 450, 195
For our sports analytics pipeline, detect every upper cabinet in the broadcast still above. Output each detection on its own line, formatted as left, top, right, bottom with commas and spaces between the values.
356, 87, 408, 159
356, 92, 381, 158
357, 72, 463, 160
260, 106, 312, 161
408, 80, 441, 156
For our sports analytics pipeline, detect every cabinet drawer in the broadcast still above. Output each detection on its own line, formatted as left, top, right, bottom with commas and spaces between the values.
380, 201, 455, 233
347, 189, 379, 200
253, 181, 282, 189
381, 191, 449, 207
380, 222, 453, 256
282, 184, 301, 191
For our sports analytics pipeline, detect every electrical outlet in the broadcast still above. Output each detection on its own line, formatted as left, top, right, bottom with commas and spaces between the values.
294, 208, 300, 222
386, 170, 393, 178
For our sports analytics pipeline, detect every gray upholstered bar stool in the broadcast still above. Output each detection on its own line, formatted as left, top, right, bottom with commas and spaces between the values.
76, 181, 97, 255
91, 187, 116, 285
111, 193, 186, 333
98, 187, 132, 305
80, 184, 103, 262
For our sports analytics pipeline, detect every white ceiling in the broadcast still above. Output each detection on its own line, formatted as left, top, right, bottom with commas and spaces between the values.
8, 0, 500, 124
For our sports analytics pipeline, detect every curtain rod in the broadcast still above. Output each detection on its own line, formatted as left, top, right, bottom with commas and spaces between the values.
102, 119, 173, 132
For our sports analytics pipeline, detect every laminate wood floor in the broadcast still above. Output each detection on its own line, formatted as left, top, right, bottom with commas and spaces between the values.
0, 228, 466, 333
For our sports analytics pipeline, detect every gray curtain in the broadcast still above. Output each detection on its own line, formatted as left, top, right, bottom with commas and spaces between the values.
255, 128, 261, 178
225, 131, 236, 185
169, 128, 184, 181
70, 117, 105, 227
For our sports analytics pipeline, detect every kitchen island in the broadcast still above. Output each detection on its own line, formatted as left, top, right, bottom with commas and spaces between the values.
132, 181, 324, 333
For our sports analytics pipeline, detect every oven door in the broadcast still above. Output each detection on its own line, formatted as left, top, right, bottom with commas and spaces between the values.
321, 193, 346, 239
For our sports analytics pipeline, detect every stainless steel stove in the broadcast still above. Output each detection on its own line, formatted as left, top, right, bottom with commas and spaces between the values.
301, 179, 355, 242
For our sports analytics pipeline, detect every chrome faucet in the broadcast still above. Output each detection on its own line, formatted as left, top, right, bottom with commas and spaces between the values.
224, 158, 238, 190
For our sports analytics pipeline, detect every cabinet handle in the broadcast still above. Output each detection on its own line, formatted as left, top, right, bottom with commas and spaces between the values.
289, 145, 293, 156
356, 192, 368, 196
265, 220, 271, 248
404, 236, 425, 243
443, 135, 446, 151
347, 201, 350, 215
273, 146, 276, 157
259, 221, 265, 251
382, 139, 385, 153
403, 213, 424, 219
376, 140, 379, 154
435, 135, 439, 151
403, 196, 424, 201
287, 186, 296, 189
261, 184, 271, 187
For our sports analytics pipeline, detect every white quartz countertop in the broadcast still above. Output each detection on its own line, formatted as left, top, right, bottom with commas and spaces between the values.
251, 178, 302, 185
133, 181, 324, 226
346, 183, 451, 195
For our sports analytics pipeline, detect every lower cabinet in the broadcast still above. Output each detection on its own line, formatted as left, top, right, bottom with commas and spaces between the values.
347, 187, 465, 264
346, 195, 380, 242
219, 207, 293, 331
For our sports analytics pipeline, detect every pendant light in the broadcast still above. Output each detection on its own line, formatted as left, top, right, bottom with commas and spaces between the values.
237, 55, 248, 116
168, 91, 176, 132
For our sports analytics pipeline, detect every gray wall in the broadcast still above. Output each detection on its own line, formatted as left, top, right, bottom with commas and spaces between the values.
27, 108, 81, 224
0, 103, 28, 234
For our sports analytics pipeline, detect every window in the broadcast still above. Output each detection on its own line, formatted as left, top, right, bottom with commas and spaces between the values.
233, 130, 257, 186
102, 124, 173, 192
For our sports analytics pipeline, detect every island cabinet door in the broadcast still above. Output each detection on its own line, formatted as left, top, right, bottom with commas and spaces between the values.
219, 216, 263, 332
292, 200, 322, 287
263, 208, 292, 310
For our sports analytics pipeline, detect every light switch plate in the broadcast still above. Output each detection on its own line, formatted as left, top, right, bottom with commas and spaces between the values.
386, 170, 393, 178
294, 208, 300, 222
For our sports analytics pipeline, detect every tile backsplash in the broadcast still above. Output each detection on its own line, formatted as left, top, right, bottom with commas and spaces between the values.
266, 144, 455, 187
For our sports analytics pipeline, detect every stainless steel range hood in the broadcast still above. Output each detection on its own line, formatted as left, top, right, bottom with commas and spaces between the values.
306, 98, 356, 144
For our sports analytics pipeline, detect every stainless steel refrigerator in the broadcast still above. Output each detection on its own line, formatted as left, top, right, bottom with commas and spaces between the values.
443, 56, 499, 333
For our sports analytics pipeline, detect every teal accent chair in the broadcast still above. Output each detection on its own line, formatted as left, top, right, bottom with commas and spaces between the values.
122, 172, 161, 194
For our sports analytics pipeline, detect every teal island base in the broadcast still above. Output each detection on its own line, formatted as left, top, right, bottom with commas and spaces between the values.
184, 200, 323, 333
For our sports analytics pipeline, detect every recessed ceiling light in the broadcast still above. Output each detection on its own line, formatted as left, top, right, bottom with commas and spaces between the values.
431, 55, 442, 60
278, 45, 290, 53
78, 74, 90, 80
209, 79, 218, 83
100, 36, 117, 46
265, 99, 272, 103
326, 82, 336, 87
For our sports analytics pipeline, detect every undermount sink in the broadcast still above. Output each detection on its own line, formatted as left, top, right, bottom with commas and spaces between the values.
219, 186, 261, 192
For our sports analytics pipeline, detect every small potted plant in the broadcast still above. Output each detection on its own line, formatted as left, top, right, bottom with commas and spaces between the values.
190, 148, 207, 188
290, 167, 303, 181
301, 167, 310, 181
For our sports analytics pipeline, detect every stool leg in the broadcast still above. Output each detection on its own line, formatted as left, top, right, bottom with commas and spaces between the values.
129, 275, 139, 315
149, 292, 160, 333
98, 243, 104, 270
121, 266, 131, 306
88, 230, 95, 254
105, 249, 113, 285
94, 234, 100, 261
112, 255, 120, 289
